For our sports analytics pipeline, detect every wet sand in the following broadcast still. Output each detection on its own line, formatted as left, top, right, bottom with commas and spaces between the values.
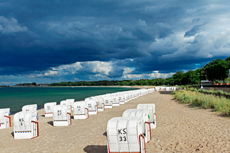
0, 91, 229, 153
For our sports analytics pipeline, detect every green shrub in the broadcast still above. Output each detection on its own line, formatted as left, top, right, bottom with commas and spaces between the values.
208, 90, 214, 94
223, 91, 228, 96
224, 78, 230, 84
198, 89, 204, 93
173, 90, 230, 117
216, 90, 224, 96
188, 88, 197, 92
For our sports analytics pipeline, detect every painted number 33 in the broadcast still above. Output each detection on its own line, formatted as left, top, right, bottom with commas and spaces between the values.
118, 128, 127, 142
119, 136, 127, 141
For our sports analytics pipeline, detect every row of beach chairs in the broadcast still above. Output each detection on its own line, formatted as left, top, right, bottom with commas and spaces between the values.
0, 87, 176, 142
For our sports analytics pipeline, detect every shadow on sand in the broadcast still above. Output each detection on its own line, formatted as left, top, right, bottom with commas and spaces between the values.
159, 91, 173, 94
47, 121, 53, 126
103, 131, 107, 137
11, 132, 14, 138
83, 145, 107, 153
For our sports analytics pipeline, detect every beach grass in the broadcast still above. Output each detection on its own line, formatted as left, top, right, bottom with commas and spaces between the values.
173, 90, 230, 116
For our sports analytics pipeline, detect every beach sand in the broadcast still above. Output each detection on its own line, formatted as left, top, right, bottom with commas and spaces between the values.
0, 91, 229, 153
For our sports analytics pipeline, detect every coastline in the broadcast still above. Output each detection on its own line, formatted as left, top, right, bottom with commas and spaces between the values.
1, 86, 140, 115
10, 85, 143, 88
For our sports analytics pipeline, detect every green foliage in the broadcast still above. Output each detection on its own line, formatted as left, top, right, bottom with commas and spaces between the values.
204, 59, 230, 81
171, 91, 177, 95
216, 90, 224, 95
195, 68, 206, 80
174, 90, 230, 116
224, 78, 230, 83
188, 88, 197, 92
172, 71, 184, 85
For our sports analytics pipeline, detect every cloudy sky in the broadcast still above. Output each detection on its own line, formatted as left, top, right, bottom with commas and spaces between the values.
1, 0, 230, 85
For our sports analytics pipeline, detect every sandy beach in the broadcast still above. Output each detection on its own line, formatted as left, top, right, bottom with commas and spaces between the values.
0, 91, 229, 153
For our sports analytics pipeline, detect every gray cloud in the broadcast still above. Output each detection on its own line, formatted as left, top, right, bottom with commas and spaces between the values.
0, 0, 230, 84
184, 24, 203, 37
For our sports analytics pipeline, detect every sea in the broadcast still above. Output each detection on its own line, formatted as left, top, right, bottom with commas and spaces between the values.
0, 87, 138, 114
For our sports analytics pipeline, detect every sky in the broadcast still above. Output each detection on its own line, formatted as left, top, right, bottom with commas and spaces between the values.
1, 0, 230, 85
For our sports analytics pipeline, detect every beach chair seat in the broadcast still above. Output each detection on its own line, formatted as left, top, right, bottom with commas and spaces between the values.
14, 111, 39, 139
53, 105, 72, 126
85, 98, 98, 115
73, 101, 89, 119
66, 99, 75, 110
112, 95, 120, 106
44, 102, 57, 117
103, 96, 113, 109
94, 96, 105, 111
22, 104, 38, 121
0, 108, 11, 129
137, 104, 156, 129
118, 94, 125, 104
107, 117, 146, 153
60, 99, 74, 112
122, 109, 151, 143
155, 87, 160, 91
123, 93, 129, 103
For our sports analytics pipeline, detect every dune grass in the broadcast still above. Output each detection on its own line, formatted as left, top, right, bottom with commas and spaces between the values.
173, 90, 230, 117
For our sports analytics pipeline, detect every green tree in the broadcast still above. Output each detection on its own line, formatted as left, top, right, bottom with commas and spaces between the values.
130, 81, 136, 86
204, 59, 229, 81
172, 71, 184, 85
195, 68, 206, 80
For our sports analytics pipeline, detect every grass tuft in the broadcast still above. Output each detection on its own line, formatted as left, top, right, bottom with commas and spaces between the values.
173, 90, 230, 117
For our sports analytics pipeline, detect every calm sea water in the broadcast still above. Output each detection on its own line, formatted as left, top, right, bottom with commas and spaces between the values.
0, 87, 137, 114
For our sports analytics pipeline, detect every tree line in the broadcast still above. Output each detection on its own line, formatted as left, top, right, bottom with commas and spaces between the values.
31, 57, 230, 86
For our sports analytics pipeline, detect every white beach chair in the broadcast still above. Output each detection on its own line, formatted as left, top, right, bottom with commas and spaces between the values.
44, 102, 57, 117
85, 98, 98, 115
123, 93, 129, 103
22, 104, 38, 121
14, 111, 39, 139
66, 99, 75, 110
122, 109, 151, 143
118, 94, 125, 104
128, 92, 133, 100
22, 104, 37, 112
0, 108, 11, 129
137, 104, 156, 129
107, 117, 146, 153
103, 96, 113, 109
73, 101, 89, 119
53, 105, 72, 126
94, 96, 105, 111
154, 87, 159, 91
112, 95, 120, 106
60, 99, 74, 112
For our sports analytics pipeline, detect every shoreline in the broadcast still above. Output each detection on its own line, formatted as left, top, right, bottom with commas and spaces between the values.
2, 86, 141, 115
9, 86, 143, 88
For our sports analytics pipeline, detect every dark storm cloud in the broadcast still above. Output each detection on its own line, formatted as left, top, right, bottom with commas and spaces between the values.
108, 66, 124, 78
1, 0, 230, 84
184, 24, 203, 37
